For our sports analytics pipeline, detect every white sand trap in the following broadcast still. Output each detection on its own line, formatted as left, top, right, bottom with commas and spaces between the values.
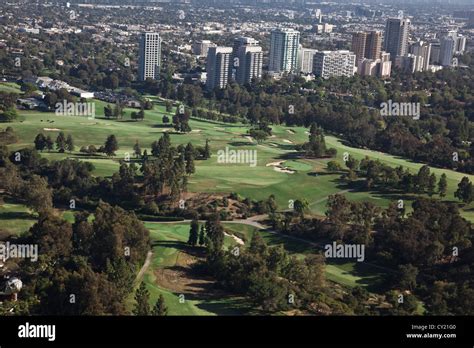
224, 232, 245, 245
161, 128, 171, 132
245, 136, 254, 142
266, 161, 284, 167
287, 129, 295, 134
191, 129, 202, 133
43, 128, 61, 131
266, 161, 295, 174
274, 167, 295, 174
305, 131, 309, 134
269, 135, 276, 138
283, 139, 293, 144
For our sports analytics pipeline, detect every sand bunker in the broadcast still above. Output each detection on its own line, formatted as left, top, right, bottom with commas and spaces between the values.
43, 128, 60, 131
283, 139, 293, 144
224, 232, 244, 245
266, 161, 284, 167
287, 129, 295, 134
266, 160, 295, 174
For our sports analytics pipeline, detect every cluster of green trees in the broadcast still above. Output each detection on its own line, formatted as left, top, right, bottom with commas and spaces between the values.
267, 193, 474, 314
34, 132, 74, 153
340, 156, 448, 197
0, 91, 19, 122
4, 203, 150, 315
187, 215, 328, 313
133, 283, 168, 316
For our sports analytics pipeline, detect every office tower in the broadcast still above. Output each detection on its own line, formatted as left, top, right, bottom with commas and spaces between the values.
410, 41, 431, 71
351, 32, 368, 64
430, 43, 441, 64
193, 40, 215, 58
313, 50, 356, 79
268, 28, 300, 73
365, 31, 382, 60
455, 35, 466, 54
230, 37, 262, 85
440, 36, 456, 66
297, 46, 318, 74
352, 31, 382, 64
138, 32, 162, 81
383, 18, 410, 60
235, 45, 263, 85
206, 46, 232, 90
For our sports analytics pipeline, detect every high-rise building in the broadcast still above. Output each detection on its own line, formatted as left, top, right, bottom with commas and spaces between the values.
268, 28, 300, 73
455, 35, 467, 54
230, 37, 262, 85
410, 41, 431, 71
352, 31, 382, 65
297, 46, 318, 74
351, 32, 368, 64
313, 50, 356, 79
383, 18, 410, 61
206, 46, 232, 90
440, 36, 456, 66
430, 43, 441, 65
235, 46, 263, 85
138, 32, 161, 81
365, 31, 382, 60
193, 40, 216, 58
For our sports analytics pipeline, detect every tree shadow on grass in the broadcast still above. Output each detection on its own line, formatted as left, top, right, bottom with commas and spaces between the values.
327, 259, 389, 293
0, 211, 36, 220
228, 141, 256, 147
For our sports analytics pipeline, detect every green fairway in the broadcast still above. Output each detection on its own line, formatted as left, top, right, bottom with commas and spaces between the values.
6, 100, 474, 221
127, 222, 250, 315
0, 202, 37, 237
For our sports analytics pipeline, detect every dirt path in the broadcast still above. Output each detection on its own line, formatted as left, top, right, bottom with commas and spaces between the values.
135, 251, 153, 283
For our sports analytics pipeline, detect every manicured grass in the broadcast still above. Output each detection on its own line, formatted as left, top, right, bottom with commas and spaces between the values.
0, 202, 36, 237
126, 222, 249, 315
7, 101, 474, 221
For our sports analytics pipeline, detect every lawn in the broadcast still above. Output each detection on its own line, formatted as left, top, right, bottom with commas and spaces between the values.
5, 99, 474, 223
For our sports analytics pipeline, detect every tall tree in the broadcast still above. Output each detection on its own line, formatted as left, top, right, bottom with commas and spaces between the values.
151, 294, 168, 316
455, 177, 473, 204
133, 282, 150, 316
65, 134, 75, 153
56, 132, 66, 153
188, 219, 199, 246
438, 173, 448, 198
34, 133, 46, 152
104, 135, 118, 157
